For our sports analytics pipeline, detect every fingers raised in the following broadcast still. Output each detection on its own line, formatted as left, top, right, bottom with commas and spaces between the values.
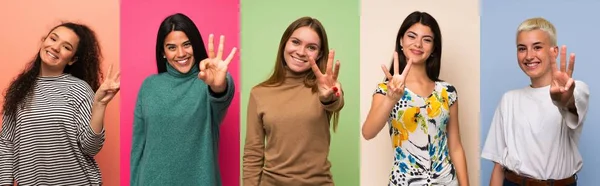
217, 35, 225, 60
208, 34, 215, 58
567, 53, 575, 77
309, 56, 323, 78
393, 52, 400, 75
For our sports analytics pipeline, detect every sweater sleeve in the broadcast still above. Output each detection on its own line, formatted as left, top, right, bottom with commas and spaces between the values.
322, 88, 345, 112
208, 72, 235, 127
130, 81, 147, 186
0, 113, 15, 185
73, 84, 105, 157
243, 90, 265, 186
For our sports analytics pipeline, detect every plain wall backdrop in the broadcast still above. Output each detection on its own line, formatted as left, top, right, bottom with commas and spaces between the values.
0, 1, 121, 185
360, 0, 481, 185
120, 0, 240, 185
480, 0, 600, 185
240, 0, 360, 185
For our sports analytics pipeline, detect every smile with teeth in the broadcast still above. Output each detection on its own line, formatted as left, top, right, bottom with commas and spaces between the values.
46, 50, 58, 59
524, 62, 540, 67
176, 58, 190, 65
292, 56, 307, 63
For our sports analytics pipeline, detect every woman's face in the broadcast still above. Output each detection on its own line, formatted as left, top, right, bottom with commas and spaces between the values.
163, 31, 195, 74
39, 26, 80, 71
283, 26, 321, 73
400, 23, 434, 64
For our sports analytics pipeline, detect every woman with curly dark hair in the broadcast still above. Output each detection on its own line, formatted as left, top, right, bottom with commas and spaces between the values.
0, 22, 120, 186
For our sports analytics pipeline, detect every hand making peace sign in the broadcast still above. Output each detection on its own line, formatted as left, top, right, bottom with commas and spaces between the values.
94, 63, 120, 106
198, 34, 237, 93
381, 51, 413, 102
309, 49, 342, 102
550, 45, 576, 107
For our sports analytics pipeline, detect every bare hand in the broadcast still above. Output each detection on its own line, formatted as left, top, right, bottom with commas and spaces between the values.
381, 51, 412, 102
198, 34, 237, 93
550, 45, 575, 107
309, 49, 342, 102
94, 63, 120, 105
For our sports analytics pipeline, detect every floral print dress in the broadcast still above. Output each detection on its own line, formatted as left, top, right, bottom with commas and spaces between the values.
375, 81, 458, 186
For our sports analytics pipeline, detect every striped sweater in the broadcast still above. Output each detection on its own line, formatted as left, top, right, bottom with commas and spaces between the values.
0, 74, 105, 186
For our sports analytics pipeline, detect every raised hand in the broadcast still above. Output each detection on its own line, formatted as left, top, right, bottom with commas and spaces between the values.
381, 51, 412, 102
550, 45, 576, 107
309, 49, 342, 102
198, 34, 237, 93
94, 63, 120, 106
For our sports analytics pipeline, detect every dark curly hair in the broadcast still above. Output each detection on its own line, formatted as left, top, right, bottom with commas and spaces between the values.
2, 22, 103, 117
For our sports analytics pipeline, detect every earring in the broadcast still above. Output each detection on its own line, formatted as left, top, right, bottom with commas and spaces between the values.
163, 56, 166, 58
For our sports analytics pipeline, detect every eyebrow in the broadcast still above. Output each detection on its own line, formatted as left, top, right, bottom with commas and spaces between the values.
51, 33, 74, 48
407, 31, 434, 39
165, 40, 191, 46
517, 41, 543, 47
290, 37, 320, 47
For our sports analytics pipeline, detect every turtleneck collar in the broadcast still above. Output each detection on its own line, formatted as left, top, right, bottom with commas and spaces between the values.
166, 61, 199, 78
284, 66, 311, 84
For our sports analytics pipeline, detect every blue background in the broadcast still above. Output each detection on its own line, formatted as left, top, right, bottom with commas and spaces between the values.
480, 0, 600, 185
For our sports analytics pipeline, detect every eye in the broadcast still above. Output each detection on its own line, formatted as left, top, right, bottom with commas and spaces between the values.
308, 45, 317, 51
64, 46, 72, 51
50, 37, 56, 42
292, 39, 300, 45
184, 43, 192, 48
424, 38, 433, 43
533, 46, 542, 50
167, 46, 176, 51
517, 47, 526, 52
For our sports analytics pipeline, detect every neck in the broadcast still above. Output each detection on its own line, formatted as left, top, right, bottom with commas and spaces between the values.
39, 63, 65, 77
405, 62, 432, 83
530, 71, 552, 88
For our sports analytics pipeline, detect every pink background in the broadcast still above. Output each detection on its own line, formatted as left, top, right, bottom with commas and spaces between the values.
120, 0, 240, 185
0, 1, 121, 185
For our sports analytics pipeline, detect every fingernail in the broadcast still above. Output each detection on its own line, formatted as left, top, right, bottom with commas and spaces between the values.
333, 87, 338, 92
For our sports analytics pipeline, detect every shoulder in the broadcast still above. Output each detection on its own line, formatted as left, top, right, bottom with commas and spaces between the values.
65, 75, 94, 103
66, 75, 94, 95
436, 81, 457, 93
574, 80, 590, 92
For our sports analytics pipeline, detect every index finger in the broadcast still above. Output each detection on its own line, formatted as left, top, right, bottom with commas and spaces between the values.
560, 45, 567, 72
402, 58, 413, 76
393, 52, 400, 75
216, 35, 225, 60
208, 34, 215, 58
106, 63, 114, 80
309, 56, 324, 78
326, 49, 335, 75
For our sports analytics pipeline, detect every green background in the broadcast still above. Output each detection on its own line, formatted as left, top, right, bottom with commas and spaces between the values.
239, 0, 360, 185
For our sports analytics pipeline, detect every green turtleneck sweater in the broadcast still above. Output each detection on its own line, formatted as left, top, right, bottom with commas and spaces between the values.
130, 63, 234, 186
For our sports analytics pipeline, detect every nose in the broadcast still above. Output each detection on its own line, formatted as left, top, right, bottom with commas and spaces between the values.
526, 49, 535, 61
176, 47, 186, 58
51, 43, 60, 52
415, 39, 423, 48
296, 46, 307, 57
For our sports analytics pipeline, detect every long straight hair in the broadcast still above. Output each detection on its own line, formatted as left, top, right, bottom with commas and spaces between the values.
258, 17, 341, 132
389, 11, 443, 82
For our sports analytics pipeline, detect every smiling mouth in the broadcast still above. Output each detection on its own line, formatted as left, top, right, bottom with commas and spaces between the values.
524, 62, 540, 67
292, 56, 307, 63
46, 50, 58, 59
175, 57, 190, 65
410, 49, 423, 55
